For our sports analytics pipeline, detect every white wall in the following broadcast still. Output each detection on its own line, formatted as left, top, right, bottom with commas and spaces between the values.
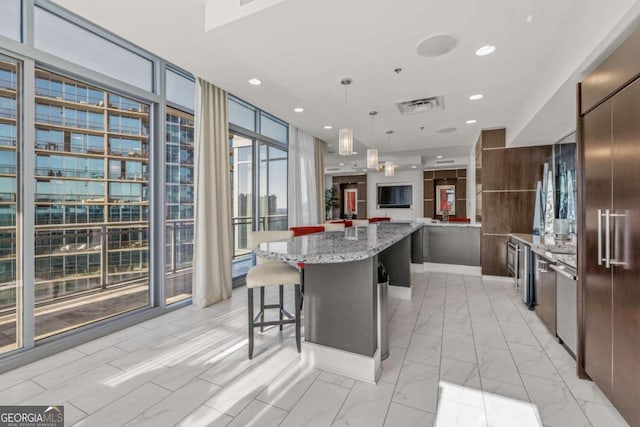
367, 169, 424, 220
467, 146, 476, 223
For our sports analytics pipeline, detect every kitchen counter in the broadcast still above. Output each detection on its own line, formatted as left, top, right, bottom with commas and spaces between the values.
255, 221, 423, 264
420, 222, 482, 228
509, 233, 577, 270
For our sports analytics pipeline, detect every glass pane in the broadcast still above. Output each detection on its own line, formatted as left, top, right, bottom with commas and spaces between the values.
165, 107, 194, 304
229, 98, 256, 131
260, 145, 288, 231
0, 56, 19, 355
0, 0, 21, 41
34, 7, 153, 91
34, 69, 150, 341
230, 134, 253, 259
261, 113, 288, 144
166, 70, 195, 112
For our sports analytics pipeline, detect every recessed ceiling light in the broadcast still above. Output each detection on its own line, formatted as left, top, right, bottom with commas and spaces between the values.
475, 45, 496, 56
353, 151, 358, 155
324, 125, 332, 129
417, 33, 460, 57
437, 155, 444, 159
469, 94, 484, 101
294, 107, 304, 113
526, 15, 533, 23
466, 119, 477, 124
339, 163, 344, 166
411, 165, 417, 169
248, 78, 262, 86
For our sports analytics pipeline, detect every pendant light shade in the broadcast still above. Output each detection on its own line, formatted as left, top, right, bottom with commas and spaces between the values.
338, 78, 354, 156
367, 148, 378, 169
385, 160, 395, 177
339, 128, 353, 156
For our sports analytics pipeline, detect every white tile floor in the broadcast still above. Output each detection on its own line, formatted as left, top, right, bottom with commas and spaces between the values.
0, 271, 631, 427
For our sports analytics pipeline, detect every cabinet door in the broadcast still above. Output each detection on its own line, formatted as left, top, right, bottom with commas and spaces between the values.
541, 267, 557, 336
611, 79, 640, 426
583, 99, 614, 399
533, 254, 544, 320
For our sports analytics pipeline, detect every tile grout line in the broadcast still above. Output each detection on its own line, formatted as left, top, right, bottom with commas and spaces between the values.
461, 274, 491, 427
381, 271, 433, 426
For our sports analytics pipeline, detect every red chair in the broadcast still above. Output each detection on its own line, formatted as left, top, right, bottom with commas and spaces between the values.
368, 217, 391, 223
448, 217, 471, 223
290, 226, 325, 237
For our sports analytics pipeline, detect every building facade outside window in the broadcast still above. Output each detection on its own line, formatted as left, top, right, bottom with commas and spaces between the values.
229, 97, 288, 278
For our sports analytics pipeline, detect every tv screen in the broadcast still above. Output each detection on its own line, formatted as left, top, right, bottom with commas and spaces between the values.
377, 185, 412, 208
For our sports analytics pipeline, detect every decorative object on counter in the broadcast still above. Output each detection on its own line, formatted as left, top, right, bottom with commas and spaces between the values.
544, 168, 555, 243
436, 184, 455, 215
441, 208, 450, 222
533, 180, 544, 236
555, 218, 569, 240
566, 170, 576, 234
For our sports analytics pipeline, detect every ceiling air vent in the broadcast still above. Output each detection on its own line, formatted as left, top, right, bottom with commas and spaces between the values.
326, 167, 341, 172
436, 160, 455, 164
240, 0, 257, 5
396, 96, 444, 115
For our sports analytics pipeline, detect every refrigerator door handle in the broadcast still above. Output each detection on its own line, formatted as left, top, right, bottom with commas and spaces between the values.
610, 211, 629, 268
597, 209, 603, 265
605, 209, 611, 269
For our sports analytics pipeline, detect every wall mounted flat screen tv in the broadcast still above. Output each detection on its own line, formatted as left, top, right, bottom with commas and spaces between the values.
377, 184, 412, 208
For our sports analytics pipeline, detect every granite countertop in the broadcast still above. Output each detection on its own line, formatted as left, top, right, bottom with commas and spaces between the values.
255, 222, 423, 264
420, 222, 482, 228
510, 233, 577, 270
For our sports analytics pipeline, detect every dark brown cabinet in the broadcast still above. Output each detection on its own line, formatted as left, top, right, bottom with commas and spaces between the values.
534, 254, 557, 336
581, 77, 640, 425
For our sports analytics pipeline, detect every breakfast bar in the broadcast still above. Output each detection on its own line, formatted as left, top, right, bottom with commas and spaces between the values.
254, 221, 423, 383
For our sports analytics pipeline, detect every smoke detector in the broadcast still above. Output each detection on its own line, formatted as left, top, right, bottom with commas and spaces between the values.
396, 96, 444, 115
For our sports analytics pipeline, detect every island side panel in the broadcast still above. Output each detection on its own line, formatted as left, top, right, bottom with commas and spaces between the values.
422, 225, 481, 266
304, 257, 378, 357
378, 235, 412, 287
411, 226, 424, 264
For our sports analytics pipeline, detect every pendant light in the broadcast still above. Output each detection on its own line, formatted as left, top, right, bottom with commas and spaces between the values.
339, 78, 353, 156
384, 130, 395, 177
367, 111, 378, 168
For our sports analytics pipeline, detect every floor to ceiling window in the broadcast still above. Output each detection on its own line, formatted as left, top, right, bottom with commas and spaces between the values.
33, 69, 150, 340
165, 106, 194, 304
0, 55, 20, 355
229, 97, 288, 278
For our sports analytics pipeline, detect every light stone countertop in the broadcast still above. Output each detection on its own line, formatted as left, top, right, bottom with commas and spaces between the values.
420, 222, 482, 228
254, 222, 423, 264
510, 233, 577, 270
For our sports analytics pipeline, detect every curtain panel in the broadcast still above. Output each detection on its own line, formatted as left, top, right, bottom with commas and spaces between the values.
192, 78, 233, 307
288, 126, 319, 227
314, 138, 325, 222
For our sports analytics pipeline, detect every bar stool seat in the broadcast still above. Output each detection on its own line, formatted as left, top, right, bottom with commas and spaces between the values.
246, 263, 300, 288
247, 230, 301, 360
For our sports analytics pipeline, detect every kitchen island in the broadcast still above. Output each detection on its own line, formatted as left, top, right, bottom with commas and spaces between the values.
254, 221, 423, 383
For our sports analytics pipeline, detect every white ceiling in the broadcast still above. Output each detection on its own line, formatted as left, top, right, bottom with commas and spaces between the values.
52, 0, 640, 171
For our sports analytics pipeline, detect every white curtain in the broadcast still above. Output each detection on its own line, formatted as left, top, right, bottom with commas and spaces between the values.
314, 138, 325, 222
192, 78, 233, 307
288, 126, 319, 226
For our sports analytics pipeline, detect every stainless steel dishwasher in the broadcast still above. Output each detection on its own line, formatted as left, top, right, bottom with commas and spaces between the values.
551, 263, 578, 356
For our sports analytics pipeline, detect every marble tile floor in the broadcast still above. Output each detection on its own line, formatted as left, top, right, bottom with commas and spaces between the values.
0, 271, 630, 427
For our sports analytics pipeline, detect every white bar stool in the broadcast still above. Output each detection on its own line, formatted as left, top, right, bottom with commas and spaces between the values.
246, 230, 301, 359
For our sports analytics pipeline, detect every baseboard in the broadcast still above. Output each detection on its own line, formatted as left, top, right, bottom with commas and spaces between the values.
388, 285, 412, 301
301, 341, 381, 384
423, 263, 482, 276
411, 263, 425, 273
482, 274, 515, 283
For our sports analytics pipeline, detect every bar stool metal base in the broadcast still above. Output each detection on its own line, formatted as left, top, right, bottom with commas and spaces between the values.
248, 284, 301, 359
